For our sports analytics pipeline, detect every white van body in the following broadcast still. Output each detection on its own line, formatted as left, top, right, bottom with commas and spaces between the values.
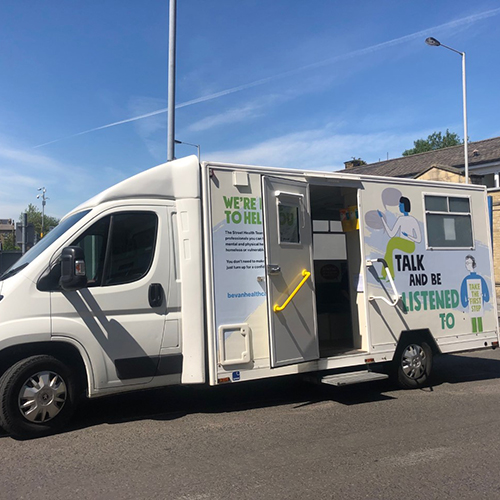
0, 155, 497, 436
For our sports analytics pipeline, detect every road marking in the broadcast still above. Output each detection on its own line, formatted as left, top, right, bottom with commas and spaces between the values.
384, 446, 452, 467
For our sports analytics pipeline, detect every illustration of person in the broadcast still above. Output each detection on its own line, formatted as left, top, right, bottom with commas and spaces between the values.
377, 196, 421, 279
460, 255, 490, 333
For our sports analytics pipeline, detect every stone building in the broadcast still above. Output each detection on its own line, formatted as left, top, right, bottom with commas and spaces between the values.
342, 136, 500, 300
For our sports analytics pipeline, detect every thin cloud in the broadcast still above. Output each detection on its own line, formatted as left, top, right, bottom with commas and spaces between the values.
206, 127, 436, 170
33, 7, 500, 149
128, 96, 167, 160
189, 104, 260, 132
0, 137, 99, 217
33, 108, 168, 148
188, 94, 287, 132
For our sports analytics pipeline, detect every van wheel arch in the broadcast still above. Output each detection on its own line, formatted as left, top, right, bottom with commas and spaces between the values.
0, 341, 89, 398
396, 329, 440, 357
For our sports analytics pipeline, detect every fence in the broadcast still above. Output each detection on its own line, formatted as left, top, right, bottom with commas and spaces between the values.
0, 251, 22, 275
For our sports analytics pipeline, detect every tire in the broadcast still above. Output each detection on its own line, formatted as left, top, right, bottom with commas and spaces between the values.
0, 355, 78, 439
395, 339, 433, 389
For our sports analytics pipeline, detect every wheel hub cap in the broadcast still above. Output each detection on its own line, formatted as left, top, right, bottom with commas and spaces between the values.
18, 371, 67, 423
402, 344, 427, 380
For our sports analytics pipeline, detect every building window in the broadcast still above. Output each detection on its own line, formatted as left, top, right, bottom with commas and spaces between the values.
482, 173, 496, 189
424, 195, 473, 249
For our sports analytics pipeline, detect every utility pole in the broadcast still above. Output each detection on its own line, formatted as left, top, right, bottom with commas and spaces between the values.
37, 187, 48, 238
21, 212, 27, 255
167, 0, 177, 161
175, 140, 200, 162
425, 37, 469, 183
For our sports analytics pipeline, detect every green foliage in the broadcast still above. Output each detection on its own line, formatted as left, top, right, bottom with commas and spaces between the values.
1, 232, 19, 251
402, 130, 462, 157
20, 203, 60, 239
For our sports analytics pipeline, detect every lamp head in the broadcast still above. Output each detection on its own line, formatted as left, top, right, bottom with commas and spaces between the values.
425, 37, 441, 47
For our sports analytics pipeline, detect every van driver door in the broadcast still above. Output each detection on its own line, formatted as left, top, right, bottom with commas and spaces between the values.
262, 176, 319, 367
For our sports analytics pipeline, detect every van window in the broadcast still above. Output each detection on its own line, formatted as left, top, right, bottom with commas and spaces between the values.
104, 213, 157, 285
278, 204, 300, 244
73, 212, 158, 287
75, 217, 110, 286
1, 210, 90, 281
424, 195, 473, 248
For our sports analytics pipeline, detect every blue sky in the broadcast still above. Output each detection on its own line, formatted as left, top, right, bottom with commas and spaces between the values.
1, 1, 500, 219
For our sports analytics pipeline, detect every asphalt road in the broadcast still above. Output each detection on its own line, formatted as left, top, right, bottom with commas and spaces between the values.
2, 349, 500, 500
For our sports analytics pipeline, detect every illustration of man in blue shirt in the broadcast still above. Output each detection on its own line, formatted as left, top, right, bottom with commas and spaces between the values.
460, 255, 490, 333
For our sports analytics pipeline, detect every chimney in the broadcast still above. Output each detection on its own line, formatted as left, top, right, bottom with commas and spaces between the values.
344, 158, 365, 169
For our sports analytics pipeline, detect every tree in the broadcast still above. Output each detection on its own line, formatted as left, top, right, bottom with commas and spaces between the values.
1, 232, 19, 251
21, 203, 60, 240
402, 130, 462, 157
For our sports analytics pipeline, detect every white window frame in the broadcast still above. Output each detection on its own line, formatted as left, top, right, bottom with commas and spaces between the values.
422, 192, 475, 251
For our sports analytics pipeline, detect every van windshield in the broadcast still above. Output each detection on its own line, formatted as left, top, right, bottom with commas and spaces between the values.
0, 210, 91, 281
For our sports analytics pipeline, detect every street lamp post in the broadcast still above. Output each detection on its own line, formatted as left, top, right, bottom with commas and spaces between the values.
425, 37, 469, 184
175, 140, 200, 162
167, 0, 177, 162
36, 187, 48, 238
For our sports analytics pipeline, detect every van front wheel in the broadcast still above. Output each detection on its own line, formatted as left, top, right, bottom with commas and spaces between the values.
0, 355, 77, 439
395, 340, 432, 389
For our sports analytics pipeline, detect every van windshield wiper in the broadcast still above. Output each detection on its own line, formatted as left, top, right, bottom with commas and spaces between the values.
0, 263, 29, 281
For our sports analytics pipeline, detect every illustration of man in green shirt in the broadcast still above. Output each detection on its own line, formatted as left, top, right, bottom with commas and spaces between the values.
378, 196, 421, 279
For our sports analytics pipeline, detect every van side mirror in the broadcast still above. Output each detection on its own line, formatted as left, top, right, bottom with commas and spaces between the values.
60, 246, 88, 291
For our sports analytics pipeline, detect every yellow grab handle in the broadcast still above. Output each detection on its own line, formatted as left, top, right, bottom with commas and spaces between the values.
273, 269, 311, 313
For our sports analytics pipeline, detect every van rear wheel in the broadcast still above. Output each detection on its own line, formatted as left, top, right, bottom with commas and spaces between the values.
0, 355, 77, 439
395, 340, 433, 389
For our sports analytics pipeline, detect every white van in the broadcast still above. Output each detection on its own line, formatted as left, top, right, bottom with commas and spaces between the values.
0, 155, 497, 438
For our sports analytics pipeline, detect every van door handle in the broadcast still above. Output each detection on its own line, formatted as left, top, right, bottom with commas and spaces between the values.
149, 283, 164, 308
267, 264, 281, 275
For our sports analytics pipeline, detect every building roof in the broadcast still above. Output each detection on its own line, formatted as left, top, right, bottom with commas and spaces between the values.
342, 136, 500, 177
0, 220, 13, 233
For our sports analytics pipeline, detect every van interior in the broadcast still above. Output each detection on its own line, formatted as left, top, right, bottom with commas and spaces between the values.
309, 183, 363, 357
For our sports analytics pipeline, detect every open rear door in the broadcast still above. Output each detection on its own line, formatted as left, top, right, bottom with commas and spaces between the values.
262, 176, 319, 367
